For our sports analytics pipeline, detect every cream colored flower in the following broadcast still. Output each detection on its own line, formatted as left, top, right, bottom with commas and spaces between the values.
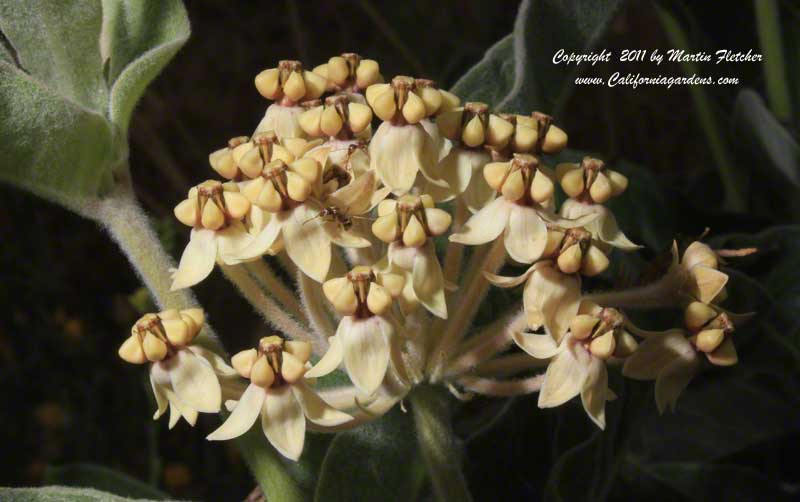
207, 336, 352, 461
556, 157, 628, 204
313, 53, 383, 94
515, 112, 568, 154
427, 102, 514, 211
514, 302, 636, 428
253, 60, 328, 139
171, 180, 254, 290
485, 227, 609, 339
371, 194, 451, 318
678, 241, 730, 304
298, 94, 373, 141
119, 309, 237, 428
450, 154, 594, 264
307, 266, 406, 395
236, 158, 339, 281
210, 131, 322, 181
366, 76, 444, 194
559, 199, 640, 251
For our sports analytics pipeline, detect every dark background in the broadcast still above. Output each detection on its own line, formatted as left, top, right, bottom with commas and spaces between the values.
1, 0, 798, 500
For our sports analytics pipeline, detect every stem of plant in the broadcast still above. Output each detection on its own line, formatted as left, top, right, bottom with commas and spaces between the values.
409, 385, 473, 502
90, 178, 303, 501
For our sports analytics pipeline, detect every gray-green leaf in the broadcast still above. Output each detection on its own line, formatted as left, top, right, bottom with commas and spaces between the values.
451, 0, 624, 114
0, 0, 107, 111
0, 62, 114, 201
0, 486, 170, 502
102, 0, 190, 133
44, 463, 169, 500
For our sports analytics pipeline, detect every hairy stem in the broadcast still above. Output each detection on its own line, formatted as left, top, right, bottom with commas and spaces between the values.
409, 385, 472, 502
297, 269, 334, 354
245, 259, 304, 320
442, 200, 468, 283
91, 182, 301, 500
428, 239, 506, 381
220, 264, 310, 342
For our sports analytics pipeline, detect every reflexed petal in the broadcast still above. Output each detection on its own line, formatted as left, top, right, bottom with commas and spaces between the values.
341, 316, 390, 395
655, 356, 700, 414
206, 383, 266, 441
438, 148, 473, 194
170, 350, 222, 413
449, 198, 511, 245
305, 331, 345, 379
282, 205, 332, 282
370, 122, 426, 194
581, 358, 608, 429
239, 214, 283, 260
690, 265, 728, 304
505, 205, 547, 263
292, 381, 353, 426
254, 103, 305, 139
622, 330, 694, 380
412, 241, 447, 319
484, 265, 536, 288
512, 332, 561, 359
171, 229, 218, 290
217, 223, 256, 264
164, 389, 198, 428
538, 345, 587, 408
188, 345, 238, 377
327, 170, 376, 215
150, 376, 168, 420
262, 386, 306, 461
524, 267, 581, 341
325, 226, 372, 248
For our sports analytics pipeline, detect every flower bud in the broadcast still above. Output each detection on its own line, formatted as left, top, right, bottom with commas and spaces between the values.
695, 329, 725, 353
118, 335, 147, 364
143, 333, 168, 362
281, 352, 306, 383
570, 315, 599, 340
589, 330, 616, 360
580, 244, 609, 277
684, 301, 717, 331
557, 244, 583, 274
232, 348, 258, 378
250, 355, 276, 388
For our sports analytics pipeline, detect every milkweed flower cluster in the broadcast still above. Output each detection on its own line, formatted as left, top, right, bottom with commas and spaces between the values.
119, 53, 755, 461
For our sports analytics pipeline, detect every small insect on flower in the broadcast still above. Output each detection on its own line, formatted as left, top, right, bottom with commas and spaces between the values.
372, 194, 452, 318
119, 309, 237, 428
307, 266, 405, 395
515, 302, 638, 428
207, 336, 352, 461
171, 180, 254, 289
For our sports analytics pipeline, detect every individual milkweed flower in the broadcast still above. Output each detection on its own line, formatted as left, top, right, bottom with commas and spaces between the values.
556, 157, 639, 251
514, 302, 638, 428
515, 111, 568, 154
171, 180, 253, 290
495, 113, 540, 155
428, 102, 515, 212
450, 154, 585, 265
485, 227, 609, 340
415, 79, 461, 163
366, 76, 443, 194
622, 302, 740, 413
306, 266, 406, 395
678, 241, 730, 304
298, 94, 373, 141
207, 336, 352, 460
313, 53, 383, 95
253, 60, 328, 139
237, 158, 338, 281
119, 309, 236, 428
209, 131, 322, 181
371, 194, 452, 318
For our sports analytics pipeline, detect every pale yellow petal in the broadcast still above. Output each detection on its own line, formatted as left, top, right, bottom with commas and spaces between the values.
449, 198, 511, 245
291, 381, 353, 426
412, 241, 447, 319
206, 383, 265, 441
505, 205, 547, 264
262, 386, 306, 461
171, 350, 222, 413
171, 229, 218, 290
341, 316, 390, 395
